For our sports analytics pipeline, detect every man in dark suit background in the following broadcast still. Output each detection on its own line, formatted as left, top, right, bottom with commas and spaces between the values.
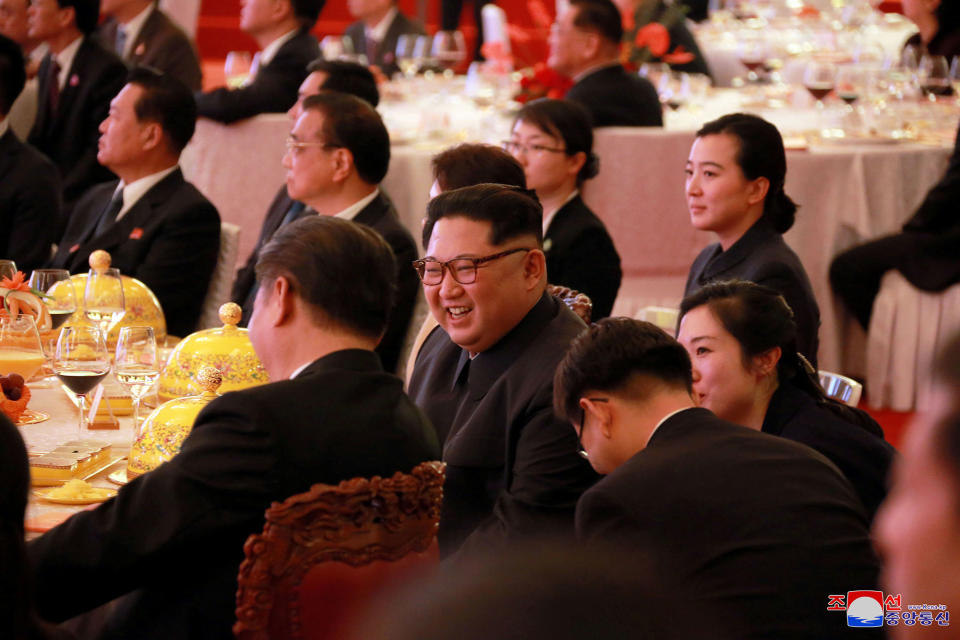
556, 318, 883, 640
194, 0, 322, 123
0, 34, 58, 271
345, 0, 424, 77
274, 92, 417, 374
830, 120, 960, 331
232, 59, 380, 328
29, 215, 440, 640
408, 184, 598, 558
26, 0, 126, 218
98, 0, 201, 90
48, 67, 220, 337
0, 0, 45, 137
549, 0, 661, 127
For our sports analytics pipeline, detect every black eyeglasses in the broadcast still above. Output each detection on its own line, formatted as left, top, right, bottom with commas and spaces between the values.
577, 397, 609, 460
412, 248, 533, 286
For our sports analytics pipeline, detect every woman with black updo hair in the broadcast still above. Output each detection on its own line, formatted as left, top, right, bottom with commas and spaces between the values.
505, 98, 622, 320
683, 112, 821, 366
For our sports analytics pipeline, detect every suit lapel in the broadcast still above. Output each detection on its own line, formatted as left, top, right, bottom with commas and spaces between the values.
32, 54, 54, 137
352, 193, 388, 229
700, 220, 772, 281
130, 9, 160, 63
53, 38, 91, 129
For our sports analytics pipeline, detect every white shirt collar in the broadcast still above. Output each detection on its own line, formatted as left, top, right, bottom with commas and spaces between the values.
542, 189, 579, 236
573, 60, 622, 83
29, 42, 49, 64
0, 119, 8, 139
289, 361, 313, 379
114, 165, 179, 222
334, 188, 379, 221
260, 28, 298, 67
54, 35, 84, 90
366, 7, 398, 43
118, 3, 154, 58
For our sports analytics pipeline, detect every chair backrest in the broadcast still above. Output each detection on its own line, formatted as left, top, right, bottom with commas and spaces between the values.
198, 222, 241, 330
818, 370, 863, 408
234, 461, 445, 640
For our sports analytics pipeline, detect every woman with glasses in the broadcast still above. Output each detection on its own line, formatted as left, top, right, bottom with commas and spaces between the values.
505, 98, 621, 320
684, 112, 820, 367
676, 279, 895, 522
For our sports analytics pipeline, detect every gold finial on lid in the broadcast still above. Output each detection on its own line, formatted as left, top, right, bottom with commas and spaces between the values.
219, 303, 242, 327
195, 366, 223, 394
89, 250, 111, 272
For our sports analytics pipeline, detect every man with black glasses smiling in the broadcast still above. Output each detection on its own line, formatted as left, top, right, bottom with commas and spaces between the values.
408, 183, 598, 558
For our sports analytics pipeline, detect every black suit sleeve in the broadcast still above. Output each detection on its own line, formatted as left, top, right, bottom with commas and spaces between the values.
27, 394, 280, 622
133, 199, 221, 336
7, 154, 60, 271
195, 33, 316, 123
549, 227, 621, 320
377, 226, 420, 373
903, 123, 960, 233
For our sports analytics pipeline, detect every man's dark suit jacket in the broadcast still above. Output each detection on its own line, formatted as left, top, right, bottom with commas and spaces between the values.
48, 168, 221, 337
98, 8, 202, 90
0, 128, 60, 271
565, 64, 662, 128
763, 382, 895, 522
545, 194, 621, 320
576, 407, 882, 640
344, 11, 426, 77
409, 293, 598, 557
684, 217, 821, 367
28, 37, 127, 216
28, 349, 440, 639
195, 29, 319, 123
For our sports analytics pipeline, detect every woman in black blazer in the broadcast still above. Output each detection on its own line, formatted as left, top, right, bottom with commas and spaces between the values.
505, 99, 622, 320
683, 112, 820, 366
677, 279, 895, 522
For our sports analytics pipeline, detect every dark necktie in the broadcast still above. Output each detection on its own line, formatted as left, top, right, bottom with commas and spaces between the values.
95, 190, 124, 236
46, 58, 61, 119
365, 36, 379, 65
278, 201, 306, 230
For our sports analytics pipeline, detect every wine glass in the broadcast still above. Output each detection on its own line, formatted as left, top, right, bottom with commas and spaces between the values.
54, 325, 111, 436
29, 269, 77, 384
431, 30, 466, 76
836, 65, 865, 109
951, 56, 960, 99
738, 38, 767, 84
224, 51, 252, 89
918, 54, 951, 100
804, 61, 837, 109
396, 33, 421, 78
115, 326, 159, 438
0, 315, 45, 393
0, 260, 17, 280
84, 267, 125, 343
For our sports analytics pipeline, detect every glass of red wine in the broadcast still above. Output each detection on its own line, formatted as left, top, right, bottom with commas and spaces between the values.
804, 61, 837, 110
29, 269, 78, 385
54, 325, 111, 436
918, 54, 951, 101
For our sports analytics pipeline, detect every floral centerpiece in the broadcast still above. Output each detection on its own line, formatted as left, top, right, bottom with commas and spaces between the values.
515, 62, 574, 103
621, 0, 695, 69
0, 271, 48, 422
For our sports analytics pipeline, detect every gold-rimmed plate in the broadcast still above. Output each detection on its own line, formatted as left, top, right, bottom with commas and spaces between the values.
34, 487, 117, 505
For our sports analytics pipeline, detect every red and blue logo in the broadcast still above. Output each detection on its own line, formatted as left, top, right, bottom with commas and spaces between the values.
828, 592, 950, 628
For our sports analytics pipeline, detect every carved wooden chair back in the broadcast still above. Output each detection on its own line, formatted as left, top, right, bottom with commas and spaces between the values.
234, 461, 445, 640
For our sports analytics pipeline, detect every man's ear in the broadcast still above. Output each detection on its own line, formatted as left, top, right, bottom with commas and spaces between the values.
140, 122, 163, 152
331, 147, 354, 183
264, 275, 296, 326
522, 249, 546, 290
579, 396, 613, 437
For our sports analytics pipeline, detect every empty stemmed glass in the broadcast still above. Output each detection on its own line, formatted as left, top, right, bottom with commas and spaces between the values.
84, 267, 125, 344
396, 33, 421, 78
29, 269, 77, 384
54, 325, 111, 436
115, 326, 159, 438
0, 260, 17, 280
919, 54, 951, 100
431, 30, 466, 77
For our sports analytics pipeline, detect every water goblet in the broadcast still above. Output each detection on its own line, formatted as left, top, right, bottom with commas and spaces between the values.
115, 326, 159, 438
84, 267, 126, 342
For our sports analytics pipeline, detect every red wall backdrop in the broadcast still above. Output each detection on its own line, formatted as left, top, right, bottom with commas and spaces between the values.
196, 0, 555, 68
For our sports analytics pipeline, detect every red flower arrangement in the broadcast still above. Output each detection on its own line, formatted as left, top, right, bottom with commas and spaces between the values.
622, 2, 695, 69
516, 62, 574, 103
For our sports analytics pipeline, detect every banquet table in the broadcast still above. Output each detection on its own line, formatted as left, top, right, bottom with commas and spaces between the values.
21, 384, 137, 539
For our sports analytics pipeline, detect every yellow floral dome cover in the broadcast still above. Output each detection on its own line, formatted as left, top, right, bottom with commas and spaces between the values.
68, 250, 167, 345
157, 303, 268, 401
127, 366, 222, 479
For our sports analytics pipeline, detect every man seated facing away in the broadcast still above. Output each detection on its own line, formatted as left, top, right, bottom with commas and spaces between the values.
27, 0, 127, 215
194, 0, 323, 123
345, 0, 424, 77
98, 0, 202, 90
232, 58, 380, 326
549, 0, 661, 128
29, 215, 440, 640
556, 318, 883, 640
272, 92, 417, 373
408, 183, 599, 558
0, 34, 59, 272
48, 67, 220, 337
